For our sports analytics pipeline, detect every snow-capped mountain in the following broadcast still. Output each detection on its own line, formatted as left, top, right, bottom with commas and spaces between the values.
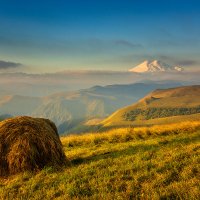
129, 60, 183, 73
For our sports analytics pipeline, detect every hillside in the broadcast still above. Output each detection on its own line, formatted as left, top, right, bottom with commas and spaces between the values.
0, 82, 181, 133
0, 122, 199, 199
102, 85, 200, 127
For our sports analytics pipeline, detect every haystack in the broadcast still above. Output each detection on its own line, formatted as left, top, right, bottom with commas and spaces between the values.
0, 116, 68, 176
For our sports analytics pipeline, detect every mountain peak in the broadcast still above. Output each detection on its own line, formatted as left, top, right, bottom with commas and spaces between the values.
129, 60, 183, 73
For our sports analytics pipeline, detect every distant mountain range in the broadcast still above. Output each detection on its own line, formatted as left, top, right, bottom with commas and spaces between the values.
129, 60, 183, 73
102, 85, 200, 127
0, 81, 183, 133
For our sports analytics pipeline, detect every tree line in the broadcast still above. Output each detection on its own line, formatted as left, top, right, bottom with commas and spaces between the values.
124, 106, 200, 121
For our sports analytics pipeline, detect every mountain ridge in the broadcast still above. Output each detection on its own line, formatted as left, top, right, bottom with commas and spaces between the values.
0, 81, 183, 133
129, 60, 183, 73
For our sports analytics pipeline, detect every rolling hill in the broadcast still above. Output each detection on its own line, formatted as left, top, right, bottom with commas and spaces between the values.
102, 85, 200, 127
0, 82, 182, 133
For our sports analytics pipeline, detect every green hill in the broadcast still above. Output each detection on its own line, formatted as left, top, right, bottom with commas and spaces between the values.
102, 85, 200, 127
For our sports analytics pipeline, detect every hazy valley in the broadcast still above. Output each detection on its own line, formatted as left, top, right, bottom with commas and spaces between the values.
0, 80, 184, 134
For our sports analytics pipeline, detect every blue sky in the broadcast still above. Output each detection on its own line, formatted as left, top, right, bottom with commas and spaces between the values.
0, 0, 200, 72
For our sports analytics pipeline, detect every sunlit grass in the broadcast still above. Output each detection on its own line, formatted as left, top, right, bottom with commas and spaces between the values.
0, 121, 200, 199
61, 121, 200, 147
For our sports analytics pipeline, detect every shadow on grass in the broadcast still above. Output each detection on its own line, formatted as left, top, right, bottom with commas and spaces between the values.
71, 143, 158, 165
71, 133, 200, 166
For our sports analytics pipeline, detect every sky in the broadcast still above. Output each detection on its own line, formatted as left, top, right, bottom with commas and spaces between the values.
0, 0, 200, 73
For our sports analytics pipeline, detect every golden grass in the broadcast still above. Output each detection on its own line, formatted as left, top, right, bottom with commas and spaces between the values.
0, 121, 199, 199
61, 121, 200, 147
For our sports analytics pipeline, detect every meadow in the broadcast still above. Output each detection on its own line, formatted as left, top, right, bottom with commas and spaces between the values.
0, 121, 200, 199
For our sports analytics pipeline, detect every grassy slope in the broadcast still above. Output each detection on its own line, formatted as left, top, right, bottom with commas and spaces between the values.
102, 113, 200, 127
0, 122, 200, 200
102, 85, 200, 127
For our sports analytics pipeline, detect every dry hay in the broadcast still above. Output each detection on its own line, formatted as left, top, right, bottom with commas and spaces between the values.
0, 116, 69, 176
